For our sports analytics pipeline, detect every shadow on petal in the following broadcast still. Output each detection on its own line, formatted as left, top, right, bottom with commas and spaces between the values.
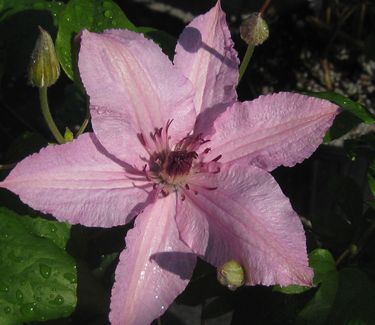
150, 251, 197, 280
177, 27, 237, 69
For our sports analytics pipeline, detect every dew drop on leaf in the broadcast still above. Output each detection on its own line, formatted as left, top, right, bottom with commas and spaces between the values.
20, 303, 37, 316
39, 263, 52, 279
104, 10, 113, 19
0, 280, 9, 292
50, 295, 64, 305
3, 306, 11, 314
63, 272, 77, 284
16, 289, 23, 301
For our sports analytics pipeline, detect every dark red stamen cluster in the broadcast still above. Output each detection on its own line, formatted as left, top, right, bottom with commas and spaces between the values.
165, 150, 198, 177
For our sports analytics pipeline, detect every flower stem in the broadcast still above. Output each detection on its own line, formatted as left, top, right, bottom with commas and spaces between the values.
76, 105, 90, 137
0, 163, 16, 170
39, 86, 65, 144
238, 44, 254, 83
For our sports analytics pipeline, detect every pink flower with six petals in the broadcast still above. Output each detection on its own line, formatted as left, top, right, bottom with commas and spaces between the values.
0, 2, 338, 324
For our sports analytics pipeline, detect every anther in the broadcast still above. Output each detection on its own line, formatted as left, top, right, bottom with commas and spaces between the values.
212, 154, 222, 162
204, 186, 218, 191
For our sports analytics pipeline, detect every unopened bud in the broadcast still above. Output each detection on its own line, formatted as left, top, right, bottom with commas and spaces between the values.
240, 13, 269, 46
64, 127, 74, 142
217, 260, 245, 291
29, 27, 60, 88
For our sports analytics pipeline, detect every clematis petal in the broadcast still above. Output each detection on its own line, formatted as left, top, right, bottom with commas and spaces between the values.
174, 0, 239, 129
204, 93, 338, 171
110, 194, 196, 325
0, 133, 153, 227
79, 29, 196, 166
177, 162, 313, 286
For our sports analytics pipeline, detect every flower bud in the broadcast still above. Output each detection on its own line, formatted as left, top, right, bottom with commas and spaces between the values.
217, 260, 245, 291
29, 27, 60, 88
240, 13, 269, 46
64, 127, 74, 142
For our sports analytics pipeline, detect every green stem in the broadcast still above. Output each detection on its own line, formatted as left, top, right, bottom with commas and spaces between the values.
0, 163, 16, 170
238, 44, 255, 83
76, 107, 90, 137
39, 86, 65, 144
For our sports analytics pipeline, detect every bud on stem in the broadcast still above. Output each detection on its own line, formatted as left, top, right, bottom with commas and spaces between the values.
240, 13, 269, 46
29, 27, 60, 88
217, 260, 245, 291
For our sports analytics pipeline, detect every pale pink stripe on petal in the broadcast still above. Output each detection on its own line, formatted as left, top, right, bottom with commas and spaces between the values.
177, 162, 313, 286
174, 1, 239, 118
79, 29, 196, 166
0, 133, 153, 227
110, 194, 196, 325
204, 93, 338, 171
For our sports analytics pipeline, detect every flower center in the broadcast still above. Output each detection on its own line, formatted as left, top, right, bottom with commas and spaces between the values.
159, 150, 198, 185
135, 120, 221, 197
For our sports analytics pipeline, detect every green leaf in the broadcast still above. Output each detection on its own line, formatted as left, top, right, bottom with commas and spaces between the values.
273, 284, 310, 295
55, 0, 136, 80
297, 249, 338, 324
0, 208, 77, 325
305, 91, 375, 124
323, 111, 362, 142
308, 249, 337, 284
0, 0, 65, 24
328, 268, 375, 324
137, 27, 176, 60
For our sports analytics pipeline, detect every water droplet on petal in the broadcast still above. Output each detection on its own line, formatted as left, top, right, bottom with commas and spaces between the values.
39, 264, 51, 279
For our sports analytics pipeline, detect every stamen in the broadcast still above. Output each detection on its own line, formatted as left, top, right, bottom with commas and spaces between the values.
213, 167, 221, 174
203, 186, 218, 191
137, 133, 146, 146
212, 154, 222, 162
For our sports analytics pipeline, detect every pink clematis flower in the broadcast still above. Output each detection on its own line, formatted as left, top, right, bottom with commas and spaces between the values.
0, 2, 338, 324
